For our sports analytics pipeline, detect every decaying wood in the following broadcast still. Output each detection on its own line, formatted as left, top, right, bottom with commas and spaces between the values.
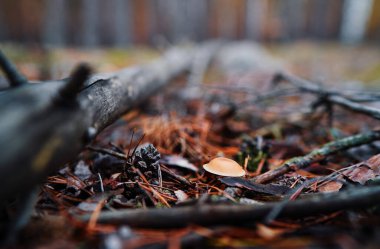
0, 46, 196, 203
80, 185, 380, 228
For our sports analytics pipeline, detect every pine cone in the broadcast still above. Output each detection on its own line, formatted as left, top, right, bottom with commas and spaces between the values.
133, 144, 161, 176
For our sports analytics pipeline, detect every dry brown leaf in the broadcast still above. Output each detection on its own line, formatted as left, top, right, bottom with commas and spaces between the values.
343, 166, 376, 185
318, 181, 343, 193
341, 154, 380, 184
366, 154, 380, 174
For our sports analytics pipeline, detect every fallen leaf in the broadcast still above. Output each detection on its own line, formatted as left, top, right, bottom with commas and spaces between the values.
318, 181, 343, 192
317, 154, 380, 192
343, 165, 376, 185
341, 154, 380, 184
366, 154, 380, 174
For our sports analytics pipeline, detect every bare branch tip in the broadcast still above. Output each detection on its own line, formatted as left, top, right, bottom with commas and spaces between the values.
57, 63, 92, 103
0, 50, 28, 87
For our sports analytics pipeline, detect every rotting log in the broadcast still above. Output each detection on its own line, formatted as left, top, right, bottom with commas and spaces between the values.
0, 46, 196, 203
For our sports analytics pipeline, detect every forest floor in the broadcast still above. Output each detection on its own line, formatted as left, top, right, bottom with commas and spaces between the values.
4, 41, 380, 249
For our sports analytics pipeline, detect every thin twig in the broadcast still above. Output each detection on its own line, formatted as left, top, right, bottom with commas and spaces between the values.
254, 130, 380, 184
0, 50, 28, 87
133, 167, 171, 207
160, 165, 193, 187
275, 72, 380, 120
86, 146, 128, 160
98, 173, 104, 193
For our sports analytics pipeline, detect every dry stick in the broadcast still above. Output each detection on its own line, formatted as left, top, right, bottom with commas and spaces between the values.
253, 130, 380, 184
275, 73, 380, 120
86, 146, 128, 160
80, 185, 380, 228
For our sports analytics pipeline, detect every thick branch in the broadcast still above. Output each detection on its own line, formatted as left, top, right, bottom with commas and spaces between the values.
254, 130, 380, 184
0, 46, 197, 203
0, 50, 28, 87
80, 185, 380, 228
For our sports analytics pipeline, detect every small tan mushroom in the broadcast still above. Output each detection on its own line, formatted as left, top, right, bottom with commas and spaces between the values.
203, 157, 245, 177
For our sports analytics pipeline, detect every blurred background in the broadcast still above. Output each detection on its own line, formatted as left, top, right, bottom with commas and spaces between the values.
0, 0, 379, 46
0, 0, 380, 86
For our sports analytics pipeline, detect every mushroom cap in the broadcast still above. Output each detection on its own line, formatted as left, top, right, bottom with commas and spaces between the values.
203, 157, 245, 177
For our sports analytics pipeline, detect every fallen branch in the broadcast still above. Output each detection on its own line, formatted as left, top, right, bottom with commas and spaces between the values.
80, 185, 380, 228
274, 73, 380, 120
254, 130, 380, 184
0, 45, 199, 203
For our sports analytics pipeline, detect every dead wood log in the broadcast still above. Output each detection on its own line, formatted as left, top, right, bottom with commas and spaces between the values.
0, 46, 195, 203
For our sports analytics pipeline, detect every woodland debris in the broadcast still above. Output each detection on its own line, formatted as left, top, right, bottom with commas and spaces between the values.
316, 153, 380, 192
254, 130, 380, 184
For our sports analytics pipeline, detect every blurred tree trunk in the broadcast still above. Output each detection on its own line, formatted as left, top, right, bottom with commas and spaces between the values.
325, 0, 344, 39
214, 0, 238, 39
279, 0, 306, 40
184, 0, 209, 41
82, 0, 100, 47
340, 0, 373, 43
129, 0, 150, 43
43, 0, 67, 46
308, 0, 330, 38
245, 0, 268, 40
0, 5, 6, 41
156, 0, 184, 42
157, 0, 209, 42
113, 0, 132, 46
366, 0, 380, 40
